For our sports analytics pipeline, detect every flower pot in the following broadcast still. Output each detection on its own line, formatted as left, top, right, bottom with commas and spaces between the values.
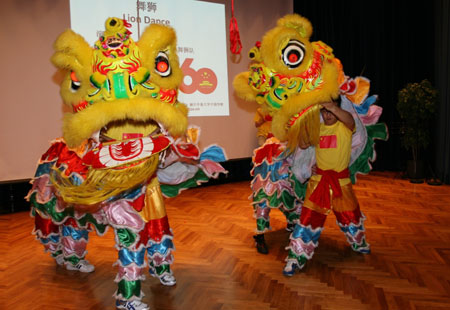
407, 159, 425, 183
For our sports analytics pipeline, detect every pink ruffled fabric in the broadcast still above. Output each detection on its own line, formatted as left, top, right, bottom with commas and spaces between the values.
61, 237, 88, 258
251, 174, 294, 197
287, 237, 317, 259
103, 199, 145, 231
116, 265, 145, 282
199, 159, 227, 178
43, 242, 61, 253
359, 105, 383, 125
344, 229, 365, 244
30, 175, 54, 204
151, 253, 174, 266
255, 205, 270, 220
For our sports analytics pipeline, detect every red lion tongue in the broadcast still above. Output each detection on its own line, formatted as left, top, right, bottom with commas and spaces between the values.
83, 135, 171, 169
110, 139, 143, 160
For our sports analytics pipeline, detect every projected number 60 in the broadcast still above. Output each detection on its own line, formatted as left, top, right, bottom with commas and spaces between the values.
180, 58, 217, 94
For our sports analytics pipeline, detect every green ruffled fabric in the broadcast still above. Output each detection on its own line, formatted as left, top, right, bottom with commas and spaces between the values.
51, 250, 63, 259
160, 170, 209, 198
256, 218, 270, 232
290, 174, 308, 202
252, 187, 296, 210
77, 213, 107, 234
65, 255, 81, 265
150, 262, 171, 276
29, 192, 107, 234
281, 208, 300, 223
30, 193, 73, 222
117, 280, 141, 299
350, 123, 388, 184
116, 228, 137, 248
287, 250, 307, 266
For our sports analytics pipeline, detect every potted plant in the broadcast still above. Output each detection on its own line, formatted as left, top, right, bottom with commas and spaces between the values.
397, 79, 438, 182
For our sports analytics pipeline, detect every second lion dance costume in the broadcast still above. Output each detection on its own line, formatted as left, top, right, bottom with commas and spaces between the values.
233, 14, 387, 270
27, 18, 226, 310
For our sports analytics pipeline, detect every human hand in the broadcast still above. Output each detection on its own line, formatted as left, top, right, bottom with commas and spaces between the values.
320, 101, 338, 112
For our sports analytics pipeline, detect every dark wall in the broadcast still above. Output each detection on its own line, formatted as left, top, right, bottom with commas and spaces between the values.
0, 181, 31, 214
294, 0, 436, 172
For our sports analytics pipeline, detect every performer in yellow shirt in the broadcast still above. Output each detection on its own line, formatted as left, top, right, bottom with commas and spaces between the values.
283, 97, 370, 276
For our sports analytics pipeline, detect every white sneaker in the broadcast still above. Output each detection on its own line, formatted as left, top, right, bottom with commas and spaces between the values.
159, 273, 176, 286
65, 259, 95, 273
116, 299, 149, 310
149, 266, 176, 286
283, 260, 303, 277
55, 255, 64, 266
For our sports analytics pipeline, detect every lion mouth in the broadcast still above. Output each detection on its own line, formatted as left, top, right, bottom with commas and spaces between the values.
85, 118, 170, 169
106, 37, 123, 50
107, 42, 122, 49
97, 119, 163, 143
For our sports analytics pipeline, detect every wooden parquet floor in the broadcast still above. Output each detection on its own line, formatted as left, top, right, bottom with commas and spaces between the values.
1, 172, 450, 310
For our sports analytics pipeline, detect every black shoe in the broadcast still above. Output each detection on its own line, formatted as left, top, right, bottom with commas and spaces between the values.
253, 234, 269, 254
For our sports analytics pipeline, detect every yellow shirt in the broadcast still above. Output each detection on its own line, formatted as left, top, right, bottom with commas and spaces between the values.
311, 121, 353, 185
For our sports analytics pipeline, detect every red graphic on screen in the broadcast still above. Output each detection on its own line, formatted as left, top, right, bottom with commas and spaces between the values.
180, 58, 218, 94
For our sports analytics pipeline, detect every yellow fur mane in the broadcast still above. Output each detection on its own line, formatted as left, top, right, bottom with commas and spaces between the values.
63, 97, 188, 148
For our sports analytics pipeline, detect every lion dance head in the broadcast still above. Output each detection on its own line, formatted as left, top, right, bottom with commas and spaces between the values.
49, 17, 188, 206
233, 14, 340, 151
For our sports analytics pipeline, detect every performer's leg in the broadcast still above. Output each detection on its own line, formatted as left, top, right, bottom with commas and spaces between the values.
254, 201, 271, 233
33, 211, 64, 265
114, 228, 148, 310
283, 207, 327, 276
280, 201, 301, 232
332, 183, 370, 254
145, 219, 176, 286
253, 201, 270, 254
61, 218, 94, 272
140, 179, 176, 286
335, 208, 370, 254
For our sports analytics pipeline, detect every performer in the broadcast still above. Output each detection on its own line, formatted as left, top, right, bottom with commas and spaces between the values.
283, 96, 370, 276
233, 14, 387, 260
27, 17, 226, 310
233, 14, 339, 254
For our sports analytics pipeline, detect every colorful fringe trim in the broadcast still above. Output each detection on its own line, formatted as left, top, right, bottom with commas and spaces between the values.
349, 123, 388, 183
337, 213, 369, 250
285, 224, 323, 266
250, 139, 306, 233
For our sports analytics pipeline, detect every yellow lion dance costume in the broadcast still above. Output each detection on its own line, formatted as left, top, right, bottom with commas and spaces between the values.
27, 18, 225, 310
233, 14, 387, 269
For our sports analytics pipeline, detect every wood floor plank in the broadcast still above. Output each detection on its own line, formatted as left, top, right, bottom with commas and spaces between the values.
1, 172, 450, 309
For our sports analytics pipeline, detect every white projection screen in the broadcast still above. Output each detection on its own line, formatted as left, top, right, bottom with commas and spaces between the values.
70, 0, 230, 117
0, 0, 293, 181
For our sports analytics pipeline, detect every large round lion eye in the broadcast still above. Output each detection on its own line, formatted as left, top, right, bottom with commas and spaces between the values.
282, 40, 305, 69
70, 71, 81, 92
155, 52, 171, 77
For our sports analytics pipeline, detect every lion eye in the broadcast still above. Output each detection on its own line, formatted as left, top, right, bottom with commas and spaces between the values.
70, 71, 81, 92
155, 52, 171, 77
282, 40, 305, 69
